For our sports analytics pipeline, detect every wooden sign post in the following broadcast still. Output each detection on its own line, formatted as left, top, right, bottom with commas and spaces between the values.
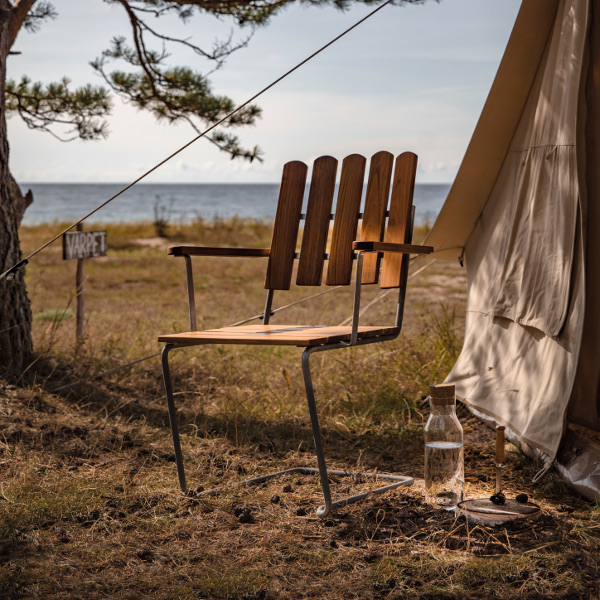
62, 226, 107, 346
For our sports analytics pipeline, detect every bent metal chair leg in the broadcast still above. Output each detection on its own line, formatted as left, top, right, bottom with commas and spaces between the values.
302, 346, 334, 517
161, 340, 413, 516
161, 343, 187, 494
302, 344, 413, 518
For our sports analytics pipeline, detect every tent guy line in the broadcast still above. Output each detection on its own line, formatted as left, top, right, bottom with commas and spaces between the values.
0, 0, 396, 283
49, 258, 436, 394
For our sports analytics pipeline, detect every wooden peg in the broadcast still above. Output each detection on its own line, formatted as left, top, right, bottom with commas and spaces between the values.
496, 425, 505, 465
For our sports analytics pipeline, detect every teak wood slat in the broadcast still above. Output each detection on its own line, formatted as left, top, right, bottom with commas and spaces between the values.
297, 156, 338, 286
265, 161, 308, 290
168, 246, 270, 257
158, 324, 400, 347
326, 154, 367, 285
359, 150, 394, 284
380, 152, 418, 289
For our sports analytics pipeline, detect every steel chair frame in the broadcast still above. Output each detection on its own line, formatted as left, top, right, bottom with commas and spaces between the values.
159, 151, 433, 517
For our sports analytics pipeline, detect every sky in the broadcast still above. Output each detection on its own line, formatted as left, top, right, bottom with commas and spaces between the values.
7, 0, 522, 184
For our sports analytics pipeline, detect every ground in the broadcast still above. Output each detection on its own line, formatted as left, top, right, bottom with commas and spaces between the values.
1, 220, 599, 599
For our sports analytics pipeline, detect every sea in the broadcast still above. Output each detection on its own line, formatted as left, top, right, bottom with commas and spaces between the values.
19, 182, 450, 227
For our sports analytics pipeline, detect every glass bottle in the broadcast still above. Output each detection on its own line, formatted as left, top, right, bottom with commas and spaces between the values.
424, 383, 464, 510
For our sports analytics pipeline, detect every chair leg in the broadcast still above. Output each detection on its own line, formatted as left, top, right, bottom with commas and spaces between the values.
161, 342, 413, 513
301, 345, 414, 518
302, 346, 334, 517
161, 344, 188, 494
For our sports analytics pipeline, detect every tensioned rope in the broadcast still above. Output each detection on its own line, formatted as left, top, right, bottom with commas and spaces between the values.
0, 0, 395, 282
49, 257, 436, 393
337, 257, 435, 326
50, 286, 344, 392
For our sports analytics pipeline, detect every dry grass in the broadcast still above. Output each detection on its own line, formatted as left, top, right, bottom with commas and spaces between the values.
1, 220, 599, 599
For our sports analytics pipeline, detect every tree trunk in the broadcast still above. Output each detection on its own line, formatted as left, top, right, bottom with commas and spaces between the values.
0, 0, 33, 378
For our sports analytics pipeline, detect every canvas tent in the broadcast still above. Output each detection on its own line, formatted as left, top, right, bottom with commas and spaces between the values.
424, 0, 600, 500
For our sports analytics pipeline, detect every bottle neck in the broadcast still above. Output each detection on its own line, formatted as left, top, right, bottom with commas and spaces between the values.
429, 403, 456, 416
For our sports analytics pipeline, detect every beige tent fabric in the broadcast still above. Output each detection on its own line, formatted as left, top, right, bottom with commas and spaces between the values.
568, 1, 600, 431
491, 0, 583, 337
452, 200, 584, 459
490, 146, 576, 337
426, 0, 589, 460
424, 0, 560, 261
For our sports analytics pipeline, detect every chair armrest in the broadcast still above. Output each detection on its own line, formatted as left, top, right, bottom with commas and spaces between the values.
352, 241, 433, 254
167, 246, 269, 331
168, 246, 270, 257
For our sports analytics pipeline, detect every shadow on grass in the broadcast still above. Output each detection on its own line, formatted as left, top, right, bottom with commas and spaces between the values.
23, 352, 425, 483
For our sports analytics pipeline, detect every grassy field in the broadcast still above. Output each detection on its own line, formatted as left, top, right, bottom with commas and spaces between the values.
1, 219, 599, 599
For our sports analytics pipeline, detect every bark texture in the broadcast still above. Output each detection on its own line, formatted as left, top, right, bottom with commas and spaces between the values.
0, 0, 33, 378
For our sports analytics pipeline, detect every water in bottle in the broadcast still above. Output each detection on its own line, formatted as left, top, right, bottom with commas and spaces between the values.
424, 383, 464, 509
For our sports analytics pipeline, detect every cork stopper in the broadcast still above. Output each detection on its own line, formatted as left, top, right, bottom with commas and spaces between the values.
429, 383, 456, 406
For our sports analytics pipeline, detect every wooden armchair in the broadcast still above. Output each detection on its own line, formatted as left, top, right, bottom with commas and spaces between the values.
158, 151, 433, 517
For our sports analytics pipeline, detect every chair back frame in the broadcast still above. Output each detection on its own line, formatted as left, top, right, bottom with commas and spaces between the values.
177, 151, 420, 334
262, 150, 418, 335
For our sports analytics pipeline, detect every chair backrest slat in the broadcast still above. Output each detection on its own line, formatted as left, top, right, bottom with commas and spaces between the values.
265, 160, 308, 290
296, 156, 338, 286
359, 151, 394, 284
380, 151, 418, 289
326, 154, 367, 285
265, 151, 418, 292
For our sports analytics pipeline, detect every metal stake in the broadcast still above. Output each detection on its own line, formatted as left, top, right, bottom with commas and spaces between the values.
75, 223, 85, 346
495, 425, 505, 494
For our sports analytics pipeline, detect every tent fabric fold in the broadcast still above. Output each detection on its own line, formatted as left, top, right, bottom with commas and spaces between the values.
491, 144, 577, 338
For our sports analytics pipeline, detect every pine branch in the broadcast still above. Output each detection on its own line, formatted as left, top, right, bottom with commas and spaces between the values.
6, 77, 112, 142
22, 1, 58, 33
9, 0, 42, 47
8, 0, 433, 151
91, 10, 263, 162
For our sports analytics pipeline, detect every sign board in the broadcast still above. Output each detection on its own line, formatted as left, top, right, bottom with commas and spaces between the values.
62, 230, 107, 260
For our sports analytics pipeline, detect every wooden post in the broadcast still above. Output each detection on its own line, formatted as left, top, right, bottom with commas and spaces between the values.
75, 223, 85, 346
62, 226, 106, 348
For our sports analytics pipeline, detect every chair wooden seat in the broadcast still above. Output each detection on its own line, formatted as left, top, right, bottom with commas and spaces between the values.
158, 324, 400, 346
158, 150, 433, 517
